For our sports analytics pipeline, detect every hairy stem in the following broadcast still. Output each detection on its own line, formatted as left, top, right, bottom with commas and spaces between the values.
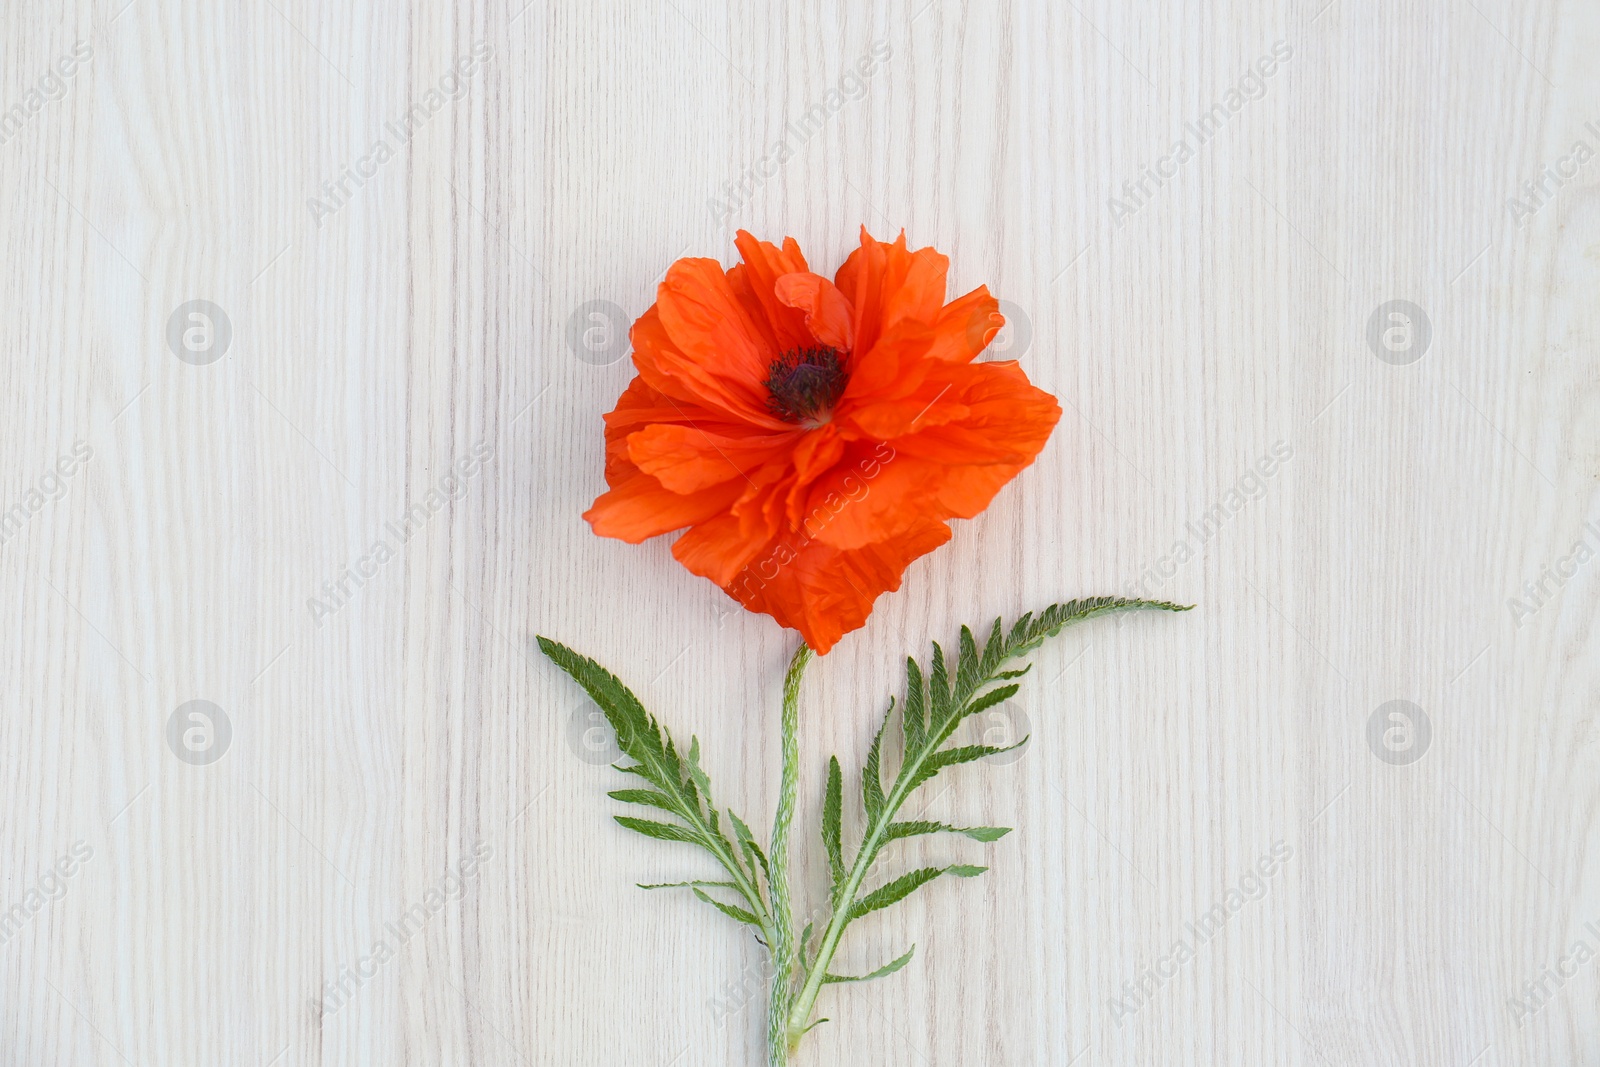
767, 642, 812, 1066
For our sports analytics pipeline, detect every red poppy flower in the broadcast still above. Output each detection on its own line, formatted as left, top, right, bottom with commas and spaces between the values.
584, 228, 1061, 654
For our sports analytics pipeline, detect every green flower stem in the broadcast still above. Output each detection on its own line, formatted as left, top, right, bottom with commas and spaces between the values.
767, 642, 812, 1066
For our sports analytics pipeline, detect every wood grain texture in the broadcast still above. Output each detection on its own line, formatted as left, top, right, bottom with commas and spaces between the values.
2, 1, 1597, 1064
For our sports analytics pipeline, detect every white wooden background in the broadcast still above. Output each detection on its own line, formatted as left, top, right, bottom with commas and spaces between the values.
3, 0, 1597, 1064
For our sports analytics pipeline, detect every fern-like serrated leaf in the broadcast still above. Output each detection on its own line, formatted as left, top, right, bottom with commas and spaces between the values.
537, 636, 774, 937
882, 821, 1012, 844
822, 945, 916, 985
823, 756, 844, 883
728, 810, 770, 888
686, 737, 714, 807
953, 682, 1019, 728
850, 865, 987, 921
1015, 597, 1190, 657
537, 638, 679, 793
863, 702, 890, 820
928, 642, 952, 727
903, 658, 926, 751
956, 626, 980, 694
902, 740, 1025, 795
607, 788, 677, 811
614, 816, 702, 845
692, 887, 762, 928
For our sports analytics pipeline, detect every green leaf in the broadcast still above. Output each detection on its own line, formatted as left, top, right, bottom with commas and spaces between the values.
536, 638, 679, 796
823, 944, 916, 984
929, 642, 952, 726
614, 816, 701, 845
863, 701, 889, 820
903, 739, 1026, 795
850, 864, 986, 921
607, 789, 677, 811
686, 736, 713, 806
692, 887, 762, 928
979, 617, 1006, 675
823, 756, 844, 882
537, 636, 774, 938
639, 880, 740, 890
957, 625, 981, 694
728, 810, 770, 886
883, 821, 1012, 844
903, 658, 926, 750
951, 682, 1019, 729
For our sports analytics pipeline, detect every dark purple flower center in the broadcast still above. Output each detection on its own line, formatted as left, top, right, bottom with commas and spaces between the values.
764, 346, 848, 425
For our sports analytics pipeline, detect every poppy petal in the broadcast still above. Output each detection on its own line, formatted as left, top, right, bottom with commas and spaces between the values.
726, 520, 953, 654
650, 260, 791, 427
628, 423, 798, 493
732, 231, 815, 354
773, 272, 855, 351
585, 470, 744, 543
